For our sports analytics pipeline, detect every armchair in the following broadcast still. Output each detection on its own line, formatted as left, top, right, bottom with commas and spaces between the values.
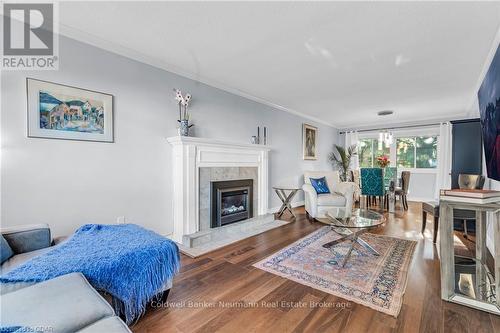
302, 171, 357, 219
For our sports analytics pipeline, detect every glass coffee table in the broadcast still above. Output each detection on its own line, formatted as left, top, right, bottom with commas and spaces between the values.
322, 208, 386, 267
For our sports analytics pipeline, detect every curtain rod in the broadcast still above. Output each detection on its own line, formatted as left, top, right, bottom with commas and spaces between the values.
339, 122, 442, 135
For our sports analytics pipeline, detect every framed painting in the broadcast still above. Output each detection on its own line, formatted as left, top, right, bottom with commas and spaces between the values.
303, 123, 317, 160
478, 45, 500, 180
27, 78, 114, 142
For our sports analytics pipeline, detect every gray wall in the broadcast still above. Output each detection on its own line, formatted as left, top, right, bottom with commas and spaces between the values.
1, 35, 339, 237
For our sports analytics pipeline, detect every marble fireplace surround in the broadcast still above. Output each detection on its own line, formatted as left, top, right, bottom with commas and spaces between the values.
167, 136, 270, 244
199, 167, 258, 231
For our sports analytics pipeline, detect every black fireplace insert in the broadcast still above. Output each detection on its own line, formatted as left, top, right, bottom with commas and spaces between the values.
211, 179, 253, 228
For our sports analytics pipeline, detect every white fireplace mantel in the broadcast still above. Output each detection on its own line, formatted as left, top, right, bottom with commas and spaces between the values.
167, 136, 271, 243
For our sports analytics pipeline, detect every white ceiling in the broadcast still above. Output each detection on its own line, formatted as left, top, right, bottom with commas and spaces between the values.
58, 1, 500, 129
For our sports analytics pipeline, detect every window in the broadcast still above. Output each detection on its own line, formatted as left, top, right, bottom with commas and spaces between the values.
416, 136, 438, 168
358, 138, 390, 167
358, 135, 438, 169
396, 136, 437, 169
358, 139, 373, 167
396, 138, 415, 168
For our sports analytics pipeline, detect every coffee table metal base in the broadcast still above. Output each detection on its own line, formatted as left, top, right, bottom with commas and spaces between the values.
322, 227, 380, 268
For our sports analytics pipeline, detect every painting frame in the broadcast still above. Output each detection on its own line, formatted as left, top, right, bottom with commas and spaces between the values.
27, 78, 114, 143
478, 44, 500, 181
302, 123, 317, 160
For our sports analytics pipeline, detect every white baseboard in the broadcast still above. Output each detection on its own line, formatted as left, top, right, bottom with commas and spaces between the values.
267, 200, 305, 214
406, 196, 434, 203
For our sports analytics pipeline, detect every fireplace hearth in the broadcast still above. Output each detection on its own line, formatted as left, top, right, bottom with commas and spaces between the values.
211, 179, 254, 228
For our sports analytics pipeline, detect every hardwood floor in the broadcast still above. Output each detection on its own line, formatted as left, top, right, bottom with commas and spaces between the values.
132, 203, 500, 333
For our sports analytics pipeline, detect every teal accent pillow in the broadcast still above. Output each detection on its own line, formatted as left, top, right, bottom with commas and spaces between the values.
1, 235, 14, 264
310, 177, 331, 194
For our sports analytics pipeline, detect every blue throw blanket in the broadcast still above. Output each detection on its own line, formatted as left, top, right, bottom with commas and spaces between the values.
0, 224, 180, 324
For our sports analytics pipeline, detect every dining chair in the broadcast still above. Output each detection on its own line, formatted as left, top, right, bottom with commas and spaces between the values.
360, 168, 385, 210
383, 167, 397, 210
454, 174, 486, 239
395, 171, 411, 210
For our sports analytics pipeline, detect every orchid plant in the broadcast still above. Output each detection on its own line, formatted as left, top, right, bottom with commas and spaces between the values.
174, 88, 192, 122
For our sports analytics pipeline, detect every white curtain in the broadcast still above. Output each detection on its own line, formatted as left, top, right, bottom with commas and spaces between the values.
435, 122, 452, 199
345, 131, 359, 170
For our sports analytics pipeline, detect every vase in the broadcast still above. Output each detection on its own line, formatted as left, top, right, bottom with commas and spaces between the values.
179, 120, 190, 136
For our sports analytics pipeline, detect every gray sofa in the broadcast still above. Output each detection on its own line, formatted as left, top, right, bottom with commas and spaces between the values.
0, 224, 131, 333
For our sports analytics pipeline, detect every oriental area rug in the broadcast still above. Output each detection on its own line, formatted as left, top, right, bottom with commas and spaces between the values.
253, 226, 416, 316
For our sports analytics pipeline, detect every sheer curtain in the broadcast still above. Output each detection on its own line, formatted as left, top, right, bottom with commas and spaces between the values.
435, 122, 452, 199
345, 131, 359, 170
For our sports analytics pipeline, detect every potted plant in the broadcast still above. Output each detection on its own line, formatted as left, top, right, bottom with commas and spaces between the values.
174, 88, 193, 136
376, 155, 390, 168
329, 144, 357, 181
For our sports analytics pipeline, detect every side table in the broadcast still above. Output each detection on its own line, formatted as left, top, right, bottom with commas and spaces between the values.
439, 195, 500, 315
273, 186, 300, 218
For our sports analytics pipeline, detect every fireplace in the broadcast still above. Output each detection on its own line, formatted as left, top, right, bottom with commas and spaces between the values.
211, 179, 254, 228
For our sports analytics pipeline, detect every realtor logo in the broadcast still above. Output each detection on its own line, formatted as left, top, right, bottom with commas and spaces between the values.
2, 2, 59, 70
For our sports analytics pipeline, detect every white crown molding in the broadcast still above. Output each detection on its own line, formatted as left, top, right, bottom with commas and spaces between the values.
57, 23, 337, 128
466, 20, 500, 116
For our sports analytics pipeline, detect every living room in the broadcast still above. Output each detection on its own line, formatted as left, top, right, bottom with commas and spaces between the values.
1, 1, 500, 332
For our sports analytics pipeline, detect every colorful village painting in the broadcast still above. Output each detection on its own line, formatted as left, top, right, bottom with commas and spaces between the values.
27, 78, 113, 142
39, 91, 105, 134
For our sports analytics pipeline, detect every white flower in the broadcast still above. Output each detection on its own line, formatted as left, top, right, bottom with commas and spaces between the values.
174, 89, 192, 107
